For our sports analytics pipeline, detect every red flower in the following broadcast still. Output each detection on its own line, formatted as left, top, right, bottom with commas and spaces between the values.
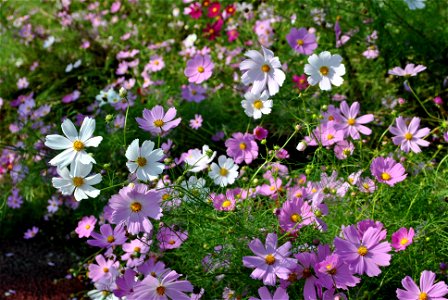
203, 18, 223, 40
207, 2, 221, 18
227, 29, 239, 42
225, 4, 236, 15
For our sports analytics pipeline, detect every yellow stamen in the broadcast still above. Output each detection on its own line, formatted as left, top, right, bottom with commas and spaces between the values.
156, 286, 166, 296
253, 100, 263, 109
134, 247, 141, 253
297, 39, 304, 46
419, 292, 427, 300
265, 254, 275, 265
400, 238, 409, 245
220, 168, 228, 176
404, 132, 413, 140
347, 118, 356, 126
130, 202, 142, 212
320, 66, 329, 76
381, 172, 391, 181
222, 200, 231, 208
162, 194, 170, 201
239, 143, 247, 150
326, 134, 334, 140
72, 177, 84, 187
290, 213, 301, 223
168, 240, 175, 245
73, 140, 84, 151
85, 225, 91, 230
153, 119, 164, 127
103, 267, 109, 273
197, 66, 204, 73
357, 246, 368, 256
107, 235, 115, 243
136, 157, 147, 167
261, 64, 270, 73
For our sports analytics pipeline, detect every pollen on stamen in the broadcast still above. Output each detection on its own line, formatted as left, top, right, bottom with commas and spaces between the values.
381, 172, 391, 181
320, 66, 329, 76
130, 202, 142, 212
400, 238, 409, 245
239, 143, 247, 150
136, 157, 147, 167
357, 245, 368, 256
72, 177, 84, 187
290, 213, 301, 223
222, 200, 231, 208
297, 39, 304, 46
347, 118, 356, 126
156, 286, 166, 296
197, 66, 205, 73
261, 64, 271, 73
153, 119, 164, 127
73, 140, 84, 151
404, 132, 413, 140
107, 235, 115, 243
265, 254, 275, 265
220, 168, 228, 176
253, 100, 263, 109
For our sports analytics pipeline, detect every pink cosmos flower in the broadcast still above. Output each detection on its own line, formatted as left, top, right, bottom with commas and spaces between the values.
242, 233, 297, 286
136, 105, 181, 136
211, 191, 236, 211
334, 140, 354, 159
184, 55, 214, 84
370, 156, 407, 186
157, 226, 188, 250
334, 225, 392, 277
225, 132, 258, 164
249, 286, 289, 300
109, 184, 162, 235
24, 226, 39, 239
391, 227, 415, 252
87, 223, 127, 248
253, 126, 268, 140
286, 27, 317, 55
17, 77, 29, 90
88, 254, 119, 283
396, 270, 448, 300
189, 114, 203, 130
278, 198, 313, 234
227, 29, 239, 42
292, 74, 309, 91
75, 215, 97, 238
184, 2, 202, 19
114, 269, 137, 298
181, 84, 207, 103
389, 117, 430, 153
147, 55, 165, 72
131, 270, 193, 300
334, 101, 374, 140
363, 46, 379, 59
388, 63, 427, 77
121, 238, 150, 267
315, 253, 360, 290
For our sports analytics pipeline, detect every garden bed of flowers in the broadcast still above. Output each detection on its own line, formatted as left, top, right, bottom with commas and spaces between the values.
1, 0, 448, 299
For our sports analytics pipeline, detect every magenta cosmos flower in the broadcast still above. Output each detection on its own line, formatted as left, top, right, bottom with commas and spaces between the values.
315, 253, 360, 290
75, 215, 97, 238
136, 105, 181, 136
389, 117, 430, 153
131, 270, 193, 300
157, 225, 188, 250
242, 233, 297, 286
370, 156, 407, 186
286, 27, 317, 55
88, 254, 119, 283
391, 227, 415, 252
278, 198, 313, 234
388, 63, 426, 77
334, 101, 374, 139
396, 270, 448, 300
225, 132, 258, 164
108, 184, 163, 235
87, 223, 127, 248
184, 54, 214, 84
334, 225, 392, 277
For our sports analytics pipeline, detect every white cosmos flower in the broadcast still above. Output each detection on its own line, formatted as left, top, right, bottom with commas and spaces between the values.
241, 90, 273, 119
45, 117, 103, 168
181, 176, 209, 202
240, 46, 286, 96
125, 139, 164, 182
209, 155, 239, 187
184, 145, 216, 173
52, 161, 102, 201
304, 51, 346, 91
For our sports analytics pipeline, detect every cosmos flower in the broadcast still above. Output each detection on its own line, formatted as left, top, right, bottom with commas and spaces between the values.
396, 270, 448, 300
181, 84, 207, 103
242, 233, 297, 286
125, 139, 165, 182
388, 63, 426, 77
370, 156, 407, 187
87, 223, 127, 248
389, 117, 430, 153
240, 46, 286, 96
286, 27, 318, 55
184, 54, 214, 84
209, 155, 239, 187
7, 188, 23, 209
241, 90, 273, 119
183, 145, 216, 173
249, 286, 289, 300
45, 117, 103, 168
334, 101, 374, 140
136, 105, 181, 136
304, 51, 346, 91
75, 215, 97, 238
88, 254, 119, 283
24, 226, 39, 239
334, 225, 392, 277
391, 227, 415, 252
189, 114, 203, 130
108, 184, 163, 235
315, 253, 360, 290
52, 160, 102, 201
278, 198, 313, 234
157, 226, 188, 250
225, 132, 258, 164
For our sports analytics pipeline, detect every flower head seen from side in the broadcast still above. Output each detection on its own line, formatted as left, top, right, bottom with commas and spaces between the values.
388, 63, 426, 77
225, 132, 258, 165
396, 270, 448, 300
241, 90, 273, 119
286, 27, 317, 55
125, 139, 164, 182
242, 233, 297, 286
334, 101, 374, 140
184, 54, 214, 84
391, 227, 415, 252
389, 117, 430, 153
334, 225, 392, 277
304, 51, 346, 91
249, 286, 289, 300
184, 145, 216, 173
108, 184, 163, 235
45, 117, 103, 168
240, 46, 286, 96
209, 155, 239, 187
52, 160, 102, 201
136, 105, 181, 136
24, 226, 39, 239
370, 156, 407, 187
131, 270, 193, 300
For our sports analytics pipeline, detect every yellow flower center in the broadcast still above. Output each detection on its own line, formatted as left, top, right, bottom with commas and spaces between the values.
162, 194, 170, 201
130, 202, 142, 212
419, 292, 427, 300
239, 143, 247, 150
220, 168, 228, 176
297, 39, 304, 46
156, 286, 166, 296
290, 213, 301, 223
363, 183, 370, 189
265, 254, 275, 265
404, 132, 413, 140
253, 100, 263, 109
261, 64, 270, 73
154, 60, 159, 65
72, 177, 84, 187
328, 115, 335, 121
153, 119, 164, 127
343, 149, 352, 156
134, 247, 141, 253
400, 238, 409, 245
295, 192, 303, 198
103, 267, 109, 273
381, 172, 391, 181
191, 90, 197, 95
320, 66, 329, 76
347, 118, 356, 126
73, 140, 84, 151
107, 235, 115, 243
357, 246, 368, 256
136, 157, 147, 167
197, 66, 204, 73
85, 225, 91, 230
326, 134, 334, 140
168, 240, 176, 245
326, 264, 337, 275
222, 200, 231, 208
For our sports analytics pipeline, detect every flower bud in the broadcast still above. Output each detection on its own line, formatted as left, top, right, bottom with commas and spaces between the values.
296, 141, 307, 151
119, 87, 127, 97
105, 114, 113, 122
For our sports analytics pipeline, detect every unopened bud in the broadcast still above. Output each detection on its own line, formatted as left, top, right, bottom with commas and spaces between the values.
105, 114, 113, 122
296, 141, 307, 151
294, 124, 302, 131
260, 139, 267, 145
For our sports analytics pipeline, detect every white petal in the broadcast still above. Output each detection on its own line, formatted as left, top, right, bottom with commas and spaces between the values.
73, 160, 93, 177
319, 77, 332, 91
45, 135, 72, 150
85, 173, 102, 185
330, 75, 344, 87
61, 119, 78, 141
141, 140, 155, 157
244, 50, 265, 65
84, 136, 103, 147
136, 167, 148, 181
126, 162, 138, 173
74, 188, 88, 201
273, 69, 286, 86
82, 185, 101, 198
240, 59, 259, 71
77, 152, 96, 165
126, 139, 140, 161
267, 76, 279, 96
52, 177, 72, 188
49, 148, 76, 168
79, 117, 95, 142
